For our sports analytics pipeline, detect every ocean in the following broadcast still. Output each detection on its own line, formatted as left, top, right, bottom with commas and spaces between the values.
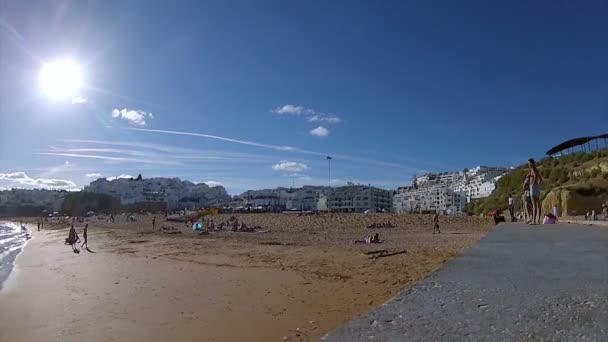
0, 222, 31, 290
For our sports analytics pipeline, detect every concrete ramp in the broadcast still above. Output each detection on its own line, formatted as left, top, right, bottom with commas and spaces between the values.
322, 224, 608, 341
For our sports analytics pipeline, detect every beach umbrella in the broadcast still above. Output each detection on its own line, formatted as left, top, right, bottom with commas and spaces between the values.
192, 223, 204, 231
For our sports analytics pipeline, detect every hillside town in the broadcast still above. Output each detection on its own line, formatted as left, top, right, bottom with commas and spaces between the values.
0, 166, 509, 215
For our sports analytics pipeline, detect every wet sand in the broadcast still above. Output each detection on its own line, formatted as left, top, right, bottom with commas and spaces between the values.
0, 214, 492, 342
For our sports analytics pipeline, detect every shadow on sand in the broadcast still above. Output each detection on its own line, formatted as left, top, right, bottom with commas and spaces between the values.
85, 247, 96, 253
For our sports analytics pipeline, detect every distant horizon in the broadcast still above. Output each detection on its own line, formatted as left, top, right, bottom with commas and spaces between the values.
2, 1, 607, 195
1, 163, 512, 196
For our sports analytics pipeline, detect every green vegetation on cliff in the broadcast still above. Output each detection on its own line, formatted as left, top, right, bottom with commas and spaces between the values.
467, 149, 608, 216
60, 192, 121, 216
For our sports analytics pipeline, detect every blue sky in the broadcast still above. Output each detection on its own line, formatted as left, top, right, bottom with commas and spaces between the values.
1, 0, 607, 194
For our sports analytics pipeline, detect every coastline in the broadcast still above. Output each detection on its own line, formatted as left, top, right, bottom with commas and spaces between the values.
0, 221, 33, 291
0, 214, 491, 342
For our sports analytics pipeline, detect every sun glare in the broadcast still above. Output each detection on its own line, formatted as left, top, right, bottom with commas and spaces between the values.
39, 59, 83, 100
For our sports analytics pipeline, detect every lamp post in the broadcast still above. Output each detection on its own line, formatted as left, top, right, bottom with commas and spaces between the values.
326, 156, 332, 212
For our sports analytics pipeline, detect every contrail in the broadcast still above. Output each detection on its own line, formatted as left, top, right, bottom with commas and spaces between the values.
127, 127, 322, 155
126, 127, 412, 170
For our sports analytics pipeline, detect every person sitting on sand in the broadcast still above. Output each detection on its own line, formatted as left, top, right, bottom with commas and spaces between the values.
433, 213, 441, 234
493, 210, 506, 225
371, 233, 380, 243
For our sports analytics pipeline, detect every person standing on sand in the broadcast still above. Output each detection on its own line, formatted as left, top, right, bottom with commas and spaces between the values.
508, 193, 515, 222
527, 158, 543, 225
81, 224, 88, 249
37, 221, 41, 232
522, 176, 532, 223
432, 212, 441, 234
553, 204, 560, 219
152, 216, 156, 230
68, 225, 80, 252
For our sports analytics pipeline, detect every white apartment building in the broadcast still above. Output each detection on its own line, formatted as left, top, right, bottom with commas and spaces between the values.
287, 186, 328, 211
85, 176, 230, 210
328, 185, 392, 213
396, 166, 508, 213
451, 167, 509, 201
241, 186, 328, 211
393, 186, 465, 215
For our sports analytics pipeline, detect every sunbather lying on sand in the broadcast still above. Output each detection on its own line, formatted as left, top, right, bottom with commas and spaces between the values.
354, 233, 383, 244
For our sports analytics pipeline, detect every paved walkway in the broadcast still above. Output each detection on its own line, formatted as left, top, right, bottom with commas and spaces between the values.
322, 224, 608, 341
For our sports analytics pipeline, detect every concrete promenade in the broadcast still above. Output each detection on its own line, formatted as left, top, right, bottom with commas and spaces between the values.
322, 223, 608, 341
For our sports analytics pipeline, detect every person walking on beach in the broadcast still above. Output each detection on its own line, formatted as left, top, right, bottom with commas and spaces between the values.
508, 193, 515, 222
37, 221, 41, 232
68, 225, 80, 252
528, 158, 543, 225
432, 212, 441, 234
152, 216, 156, 230
81, 224, 88, 249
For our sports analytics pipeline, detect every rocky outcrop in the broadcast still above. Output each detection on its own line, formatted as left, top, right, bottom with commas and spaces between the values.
569, 161, 608, 178
542, 188, 608, 216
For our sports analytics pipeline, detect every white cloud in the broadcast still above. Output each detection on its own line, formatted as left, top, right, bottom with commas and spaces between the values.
272, 161, 309, 172
272, 104, 310, 115
71, 96, 88, 104
310, 126, 330, 137
273, 104, 341, 125
106, 174, 134, 181
0, 171, 77, 189
112, 108, 153, 126
86, 173, 102, 178
204, 181, 223, 187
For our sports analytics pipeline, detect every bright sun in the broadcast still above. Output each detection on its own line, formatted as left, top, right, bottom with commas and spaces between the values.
39, 59, 83, 100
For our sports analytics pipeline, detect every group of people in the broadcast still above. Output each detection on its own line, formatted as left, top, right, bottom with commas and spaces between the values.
66, 224, 89, 253
585, 203, 608, 221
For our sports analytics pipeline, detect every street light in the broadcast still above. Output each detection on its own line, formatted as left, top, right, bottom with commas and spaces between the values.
326, 156, 332, 188
326, 156, 332, 212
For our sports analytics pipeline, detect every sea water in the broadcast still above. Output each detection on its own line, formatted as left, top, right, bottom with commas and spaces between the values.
0, 222, 30, 289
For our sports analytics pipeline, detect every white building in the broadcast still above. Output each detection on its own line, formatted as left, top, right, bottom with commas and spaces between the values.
395, 166, 508, 213
451, 167, 509, 201
85, 176, 230, 210
328, 185, 392, 213
241, 186, 328, 211
393, 186, 465, 215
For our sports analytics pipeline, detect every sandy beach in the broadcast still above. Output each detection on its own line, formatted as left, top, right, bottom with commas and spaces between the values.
0, 214, 491, 342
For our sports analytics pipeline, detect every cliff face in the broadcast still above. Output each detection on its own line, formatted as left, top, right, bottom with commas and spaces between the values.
468, 150, 608, 216
542, 188, 608, 216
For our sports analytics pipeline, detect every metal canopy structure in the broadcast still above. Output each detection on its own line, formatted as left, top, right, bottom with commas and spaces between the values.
546, 133, 608, 155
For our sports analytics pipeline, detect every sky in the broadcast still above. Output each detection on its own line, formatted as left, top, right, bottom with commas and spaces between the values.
1, 0, 607, 194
